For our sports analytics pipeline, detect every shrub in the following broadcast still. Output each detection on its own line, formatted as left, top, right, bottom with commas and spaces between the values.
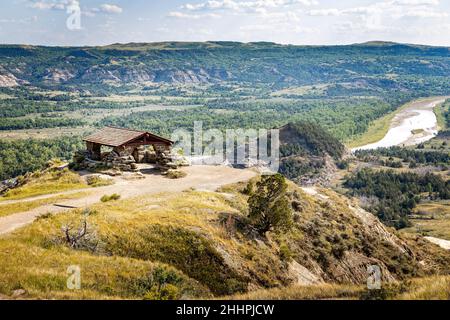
86, 175, 114, 187
242, 181, 255, 196
166, 170, 187, 179
337, 160, 350, 170
101, 193, 121, 202
279, 243, 293, 262
143, 267, 183, 300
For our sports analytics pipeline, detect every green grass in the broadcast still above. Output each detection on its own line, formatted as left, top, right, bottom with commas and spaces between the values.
434, 100, 449, 130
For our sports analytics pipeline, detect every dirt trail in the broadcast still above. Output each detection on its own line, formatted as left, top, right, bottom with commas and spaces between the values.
0, 165, 257, 236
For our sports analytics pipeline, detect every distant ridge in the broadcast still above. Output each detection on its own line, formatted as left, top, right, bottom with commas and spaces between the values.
0, 40, 449, 88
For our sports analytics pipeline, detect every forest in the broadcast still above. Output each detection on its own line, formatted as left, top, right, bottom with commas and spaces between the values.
0, 137, 83, 180
355, 147, 450, 166
344, 169, 450, 229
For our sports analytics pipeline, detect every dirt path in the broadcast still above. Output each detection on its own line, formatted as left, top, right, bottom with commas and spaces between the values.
0, 165, 257, 236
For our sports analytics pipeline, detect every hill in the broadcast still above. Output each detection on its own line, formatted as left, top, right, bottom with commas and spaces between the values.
278, 122, 346, 186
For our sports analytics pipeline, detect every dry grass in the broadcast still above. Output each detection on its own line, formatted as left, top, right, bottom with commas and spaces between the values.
1, 169, 88, 201
86, 175, 115, 188
0, 191, 239, 299
395, 276, 450, 300
223, 283, 363, 300
0, 127, 90, 140
166, 170, 187, 179
1, 176, 450, 300
0, 239, 207, 300
100, 193, 121, 202
0, 93, 14, 99
0, 191, 90, 218
224, 276, 450, 300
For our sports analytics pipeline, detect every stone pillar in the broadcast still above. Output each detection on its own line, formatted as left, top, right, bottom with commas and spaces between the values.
86, 142, 101, 160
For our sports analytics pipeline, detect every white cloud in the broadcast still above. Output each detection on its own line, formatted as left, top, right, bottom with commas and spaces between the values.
168, 12, 221, 19
308, 8, 341, 16
28, 0, 78, 11
392, 0, 440, 6
97, 4, 123, 14
308, 0, 446, 19
0, 16, 38, 24
183, 0, 318, 13
29, 1, 123, 15
398, 9, 448, 18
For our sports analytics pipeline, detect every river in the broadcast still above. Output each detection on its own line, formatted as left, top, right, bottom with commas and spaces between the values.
352, 97, 447, 152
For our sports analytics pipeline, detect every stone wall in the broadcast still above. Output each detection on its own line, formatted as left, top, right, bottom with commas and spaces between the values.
73, 144, 176, 172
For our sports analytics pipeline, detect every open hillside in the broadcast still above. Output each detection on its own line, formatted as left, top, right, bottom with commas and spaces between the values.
1, 167, 450, 300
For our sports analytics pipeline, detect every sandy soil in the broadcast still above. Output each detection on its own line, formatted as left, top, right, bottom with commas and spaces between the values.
0, 165, 257, 236
353, 97, 448, 151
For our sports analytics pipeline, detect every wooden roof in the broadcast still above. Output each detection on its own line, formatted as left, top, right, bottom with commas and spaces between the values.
83, 127, 173, 147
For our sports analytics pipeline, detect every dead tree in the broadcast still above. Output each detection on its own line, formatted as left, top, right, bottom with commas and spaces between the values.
61, 219, 99, 252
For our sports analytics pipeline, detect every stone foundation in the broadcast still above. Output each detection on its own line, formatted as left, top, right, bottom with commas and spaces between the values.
73, 144, 179, 173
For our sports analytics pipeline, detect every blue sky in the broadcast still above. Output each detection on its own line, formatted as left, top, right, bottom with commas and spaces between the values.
0, 0, 450, 46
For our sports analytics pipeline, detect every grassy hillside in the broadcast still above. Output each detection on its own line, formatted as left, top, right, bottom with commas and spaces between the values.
1, 173, 450, 300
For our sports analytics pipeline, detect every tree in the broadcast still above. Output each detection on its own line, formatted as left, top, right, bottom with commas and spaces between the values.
248, 174, 293, 235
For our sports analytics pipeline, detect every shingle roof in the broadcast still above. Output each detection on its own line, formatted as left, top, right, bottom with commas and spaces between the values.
83, 127, 172, 147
